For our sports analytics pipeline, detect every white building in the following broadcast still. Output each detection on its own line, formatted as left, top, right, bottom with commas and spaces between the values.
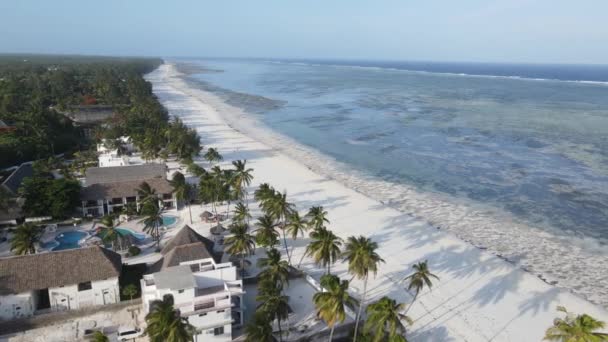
97, 137, 134, 167
80, 163, 176, 217
98, 153, 130, 168
0, 246, 122, 320
141, 226, 244, 342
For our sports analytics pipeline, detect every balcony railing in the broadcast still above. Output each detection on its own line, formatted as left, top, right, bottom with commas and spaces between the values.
195, 285, 225, 297
225, 282, 243, 294
84, 201, 99, 207
194, 301, 214, 311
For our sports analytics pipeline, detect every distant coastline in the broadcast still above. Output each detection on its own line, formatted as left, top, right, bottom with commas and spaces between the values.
180, 57, 608, 83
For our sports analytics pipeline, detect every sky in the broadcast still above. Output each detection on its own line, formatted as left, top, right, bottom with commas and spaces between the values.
1, 0, 607, 64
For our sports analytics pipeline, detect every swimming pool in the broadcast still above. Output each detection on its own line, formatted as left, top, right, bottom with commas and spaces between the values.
116, 228, 147, 241
161, 215, 178, 227
45, 231, 88, 251
98, 228, 147, 242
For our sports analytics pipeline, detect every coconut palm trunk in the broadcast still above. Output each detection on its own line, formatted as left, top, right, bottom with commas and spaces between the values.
277, 318, 283, 342
298, 252, 307, 268
281, 228, 292, 266
240, 252, 246, 280
404, 290, 419, 315
188, 202, 193, 224
328, 326, 335, 342
353, 274, 368, 342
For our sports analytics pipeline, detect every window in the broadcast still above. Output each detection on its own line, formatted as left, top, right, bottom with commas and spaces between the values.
217, 309, 225, 314
214, 327, 224, 336
199, 313, 207, 317
78, 281, 92, 291
178, 289, 184, 294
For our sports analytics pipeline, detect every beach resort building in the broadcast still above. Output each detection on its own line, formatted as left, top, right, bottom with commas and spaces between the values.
0, 119, 16, 133
141, 226, 243, 342
0, 246, 122, 320
80, 163, 175, 217
97, 136, 135, 167
58, 104, 115, 138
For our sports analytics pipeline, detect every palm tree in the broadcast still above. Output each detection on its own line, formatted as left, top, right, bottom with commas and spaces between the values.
145, 295, 195, 342
91, 331, 109, 342
233, 202, 251, 225
301, 227, 342, 274
139, 202, 164, 247
285, 211, 308, 240
204, 147, 223, 166
254, 214, 280, 249
306, 206, 330, 231
402, 260, 438, 314
256, 286, 290, 342
258, 248, 290, 291
225, 223, 256, 278
137, 181, 158, 209
285, 211, 308, 265
186, 162, 206, 178
232, 160, 254, 205
364, 297, 412, 342
245, 311, 274, 342
254, 183, 275, 205
544, 306, 608, 341
170, 172, 194, 224
263, 191, 295, 265
343, 236, 385, 342
122, 284, 138, 301
122, 202, 138, 217
313, 274, 358, 341
98, 215, 125, 251
10, 223, 42, 255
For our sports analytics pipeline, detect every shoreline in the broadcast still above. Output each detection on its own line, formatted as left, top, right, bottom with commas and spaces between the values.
173, 61, 608, 308
147, 62, 608, 341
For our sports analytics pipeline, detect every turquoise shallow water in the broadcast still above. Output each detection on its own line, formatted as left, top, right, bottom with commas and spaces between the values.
183, 59, 608, 244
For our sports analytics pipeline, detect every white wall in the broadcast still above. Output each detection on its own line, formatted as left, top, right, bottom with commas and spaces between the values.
98, 154, 130, 168
0, 292, 35, 320
48, 277, 119, 311
140, 261, 242, 341
194, 268, 237, 289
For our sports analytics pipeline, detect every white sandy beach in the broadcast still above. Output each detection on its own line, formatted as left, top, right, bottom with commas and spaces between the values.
147, 63, 608, 341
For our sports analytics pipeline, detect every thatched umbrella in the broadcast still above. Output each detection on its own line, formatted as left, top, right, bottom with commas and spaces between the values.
200, 211, 214, 222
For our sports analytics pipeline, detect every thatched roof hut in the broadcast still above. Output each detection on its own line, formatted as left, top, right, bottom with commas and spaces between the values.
210, 224, 227, 235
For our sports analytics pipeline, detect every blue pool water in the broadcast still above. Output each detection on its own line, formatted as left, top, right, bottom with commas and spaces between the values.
49, 231, 87, 251
115, 228, 147, 241
162, 215, 178, 227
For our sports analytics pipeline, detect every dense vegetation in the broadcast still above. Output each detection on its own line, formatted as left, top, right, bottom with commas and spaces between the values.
19, 176, 81, 219
0, 54, 163, 167
0, 54, 201, 168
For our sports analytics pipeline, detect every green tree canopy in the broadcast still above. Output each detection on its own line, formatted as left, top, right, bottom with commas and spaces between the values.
19, 176, 81, 218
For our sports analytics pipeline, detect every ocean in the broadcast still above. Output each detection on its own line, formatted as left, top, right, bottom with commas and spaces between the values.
174, 58, 608, 304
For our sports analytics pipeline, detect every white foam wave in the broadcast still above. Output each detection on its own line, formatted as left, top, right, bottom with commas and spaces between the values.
261, 60, 608, 86
345, 138, 369, 146
168, 63, 608, 308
